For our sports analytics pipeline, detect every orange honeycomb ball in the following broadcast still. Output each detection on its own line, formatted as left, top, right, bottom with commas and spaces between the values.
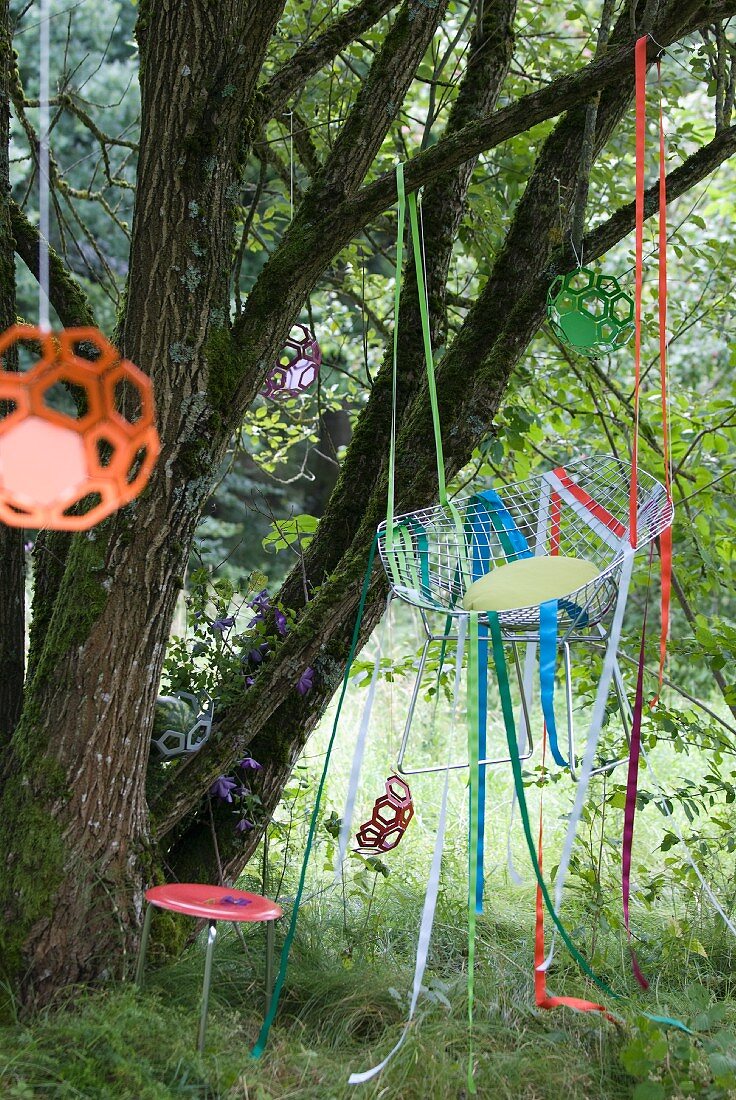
0, 325, 160, 531
355, 775, 414, 853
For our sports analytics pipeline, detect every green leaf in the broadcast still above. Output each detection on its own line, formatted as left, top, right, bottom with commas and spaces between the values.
262, 514, 319, 553
632, 1085, 665, 1100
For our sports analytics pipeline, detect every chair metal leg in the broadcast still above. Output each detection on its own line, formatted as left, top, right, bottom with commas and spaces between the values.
197, 921, 217, 1054
564, 641, 577, 779
567, 641, 633, 781
396, 637, 431, 774
265, 920, 275, 1015
135, 903, 154, 988
510, 641, 534, 763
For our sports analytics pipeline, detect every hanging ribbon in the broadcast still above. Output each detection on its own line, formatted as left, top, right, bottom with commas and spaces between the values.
539, 600, 567, 768
384, 166, 406, 556
621, 550, 653, 990
630, 35, 647, 549
488, 609, 689, 1032
467, 613, 480, 1094
632, 38, 672, 686
349, 619, 467, 1084
335, 596, 392, 877
252, 536, 379, 1059
656, 57, 672, 690
535, 723, 612, 1017
552, 551, 635, 916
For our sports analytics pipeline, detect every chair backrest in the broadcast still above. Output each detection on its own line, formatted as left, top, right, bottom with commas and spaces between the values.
377, 455, 672, 614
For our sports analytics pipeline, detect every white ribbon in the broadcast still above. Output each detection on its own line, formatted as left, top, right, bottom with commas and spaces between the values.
553, 551, 635, 914
335, 597, 392, 877
348, 617, 467, 1085
39, 0, 51, 330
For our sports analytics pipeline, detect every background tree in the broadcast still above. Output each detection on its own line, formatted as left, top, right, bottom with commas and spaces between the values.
1, 0, 735, 1009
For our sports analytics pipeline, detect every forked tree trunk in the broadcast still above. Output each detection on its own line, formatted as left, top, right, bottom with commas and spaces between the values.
0, 0, 733, 1009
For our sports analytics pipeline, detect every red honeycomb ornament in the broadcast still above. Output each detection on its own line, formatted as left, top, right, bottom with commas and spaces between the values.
0, 325, 160, 530
355, 775, 414, 853
260, 324, 321, 400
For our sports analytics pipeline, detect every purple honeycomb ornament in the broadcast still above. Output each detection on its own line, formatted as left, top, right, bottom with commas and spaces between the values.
260, 324, 321, 400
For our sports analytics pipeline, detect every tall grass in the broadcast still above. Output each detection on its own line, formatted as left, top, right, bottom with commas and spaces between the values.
2, 611, 736, 1097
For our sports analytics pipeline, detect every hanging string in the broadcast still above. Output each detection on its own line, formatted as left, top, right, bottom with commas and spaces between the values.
570, 0, 615, 263
38, 0, 51, 331
289, 109, 294, 222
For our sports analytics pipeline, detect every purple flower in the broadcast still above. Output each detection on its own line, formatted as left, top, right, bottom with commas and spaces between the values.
274, 608, 288, 637
211, 615, 236, 633
235, 818, 254, 834
296, 667, 315, 697
248, 642, 270, 665
238, 756, 263, 771
210, 775, 238, 802
232, 784, 250, 797
24, 541, 33, 553
249, 589, 271, 623
244, 676, 255, 688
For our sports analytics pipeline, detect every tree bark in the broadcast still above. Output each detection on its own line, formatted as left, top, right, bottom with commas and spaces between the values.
1, 0, 735, 1010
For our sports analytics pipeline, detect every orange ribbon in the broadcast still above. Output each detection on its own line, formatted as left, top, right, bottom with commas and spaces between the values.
632, 38, 672, 688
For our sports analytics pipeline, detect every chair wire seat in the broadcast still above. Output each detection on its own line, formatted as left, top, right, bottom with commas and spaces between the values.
377, 455, 673, 635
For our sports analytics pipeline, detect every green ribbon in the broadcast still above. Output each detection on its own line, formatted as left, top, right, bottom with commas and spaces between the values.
251, 535, 379, 1058
385, 165, 406, 555
467, 614, 480, 1094
407, 189, 446, 505
487, 610, 690, 1033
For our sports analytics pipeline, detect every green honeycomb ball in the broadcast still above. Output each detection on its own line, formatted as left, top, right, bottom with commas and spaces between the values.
546, 267, 635, 354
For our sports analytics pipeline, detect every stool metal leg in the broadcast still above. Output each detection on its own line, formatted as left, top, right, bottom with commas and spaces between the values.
265, 920, 275, 1014
135, 903, 154, 987
197, 921, 217, 1053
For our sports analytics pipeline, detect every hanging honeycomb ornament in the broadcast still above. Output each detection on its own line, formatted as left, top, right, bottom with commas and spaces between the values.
546, 267, 635, 354
355, 775, 414, 853
260, 324, 321, 400
150, 691, 214, 760
0, 325, 159, 530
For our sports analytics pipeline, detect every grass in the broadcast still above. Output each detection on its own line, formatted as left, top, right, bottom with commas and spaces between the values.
2, 611, 736, 1097
1, 887, 736, 1099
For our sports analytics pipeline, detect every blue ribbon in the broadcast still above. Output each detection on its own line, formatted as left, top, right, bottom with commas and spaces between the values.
539, 599, 568, 767
466, 492, 532, 913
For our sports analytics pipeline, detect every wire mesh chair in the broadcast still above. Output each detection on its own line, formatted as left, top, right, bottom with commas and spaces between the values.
377, 455, 673, 776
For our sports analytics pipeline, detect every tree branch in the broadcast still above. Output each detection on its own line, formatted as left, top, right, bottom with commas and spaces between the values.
341, 0, 736, 227
583, 124, 736, 261
9, 199, 95, 327
258, 0, 399, 121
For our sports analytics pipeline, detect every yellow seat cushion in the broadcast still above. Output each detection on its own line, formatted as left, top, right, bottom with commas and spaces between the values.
462, 555, 600, 613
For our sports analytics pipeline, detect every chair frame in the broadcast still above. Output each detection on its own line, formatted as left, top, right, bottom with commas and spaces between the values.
379, 456, 671, 779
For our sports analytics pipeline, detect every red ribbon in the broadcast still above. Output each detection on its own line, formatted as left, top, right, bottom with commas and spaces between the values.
630, 35, 647, 549
632, 38, 672, 686
553, 466, 626, 539
657, 57, 673, 689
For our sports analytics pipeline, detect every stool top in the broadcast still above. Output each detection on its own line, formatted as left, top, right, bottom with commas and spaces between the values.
145, 883, 283, 922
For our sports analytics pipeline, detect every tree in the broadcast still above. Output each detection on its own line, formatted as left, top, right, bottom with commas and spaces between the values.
1, 0, 736, 1009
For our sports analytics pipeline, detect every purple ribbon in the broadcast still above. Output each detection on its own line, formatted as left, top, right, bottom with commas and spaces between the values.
622, 553, 652, 991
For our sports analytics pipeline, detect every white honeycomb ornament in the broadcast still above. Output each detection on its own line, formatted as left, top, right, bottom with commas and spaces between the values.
151, 691, 214, 760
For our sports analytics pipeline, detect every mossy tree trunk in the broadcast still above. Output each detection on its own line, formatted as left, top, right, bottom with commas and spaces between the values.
0, 0, 734, 1009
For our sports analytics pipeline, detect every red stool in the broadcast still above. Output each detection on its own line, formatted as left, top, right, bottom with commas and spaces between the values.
135, 883, 283, 1052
